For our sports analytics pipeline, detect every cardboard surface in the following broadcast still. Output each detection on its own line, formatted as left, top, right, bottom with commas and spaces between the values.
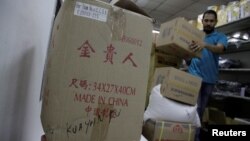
40, 0, 153, 141
156, 17, 205, 59
145, 45, 181, 108
143, 119, 196, 141
151, 67, 202, 105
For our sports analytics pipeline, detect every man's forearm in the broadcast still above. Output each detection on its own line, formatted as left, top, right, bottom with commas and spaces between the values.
204, 44, 224, 54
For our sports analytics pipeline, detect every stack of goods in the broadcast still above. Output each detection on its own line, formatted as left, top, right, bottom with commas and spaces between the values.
142, 67, 202, 141
244, 84, 250, 97
213, 80, 243, 96
213, 80, 250, 97
40, 0, 154, 141
219, 57, 242, 69
194, 0, 250, 29
217, 5, 227, 27
146, 32, 182, 107
146, 17, 205, 110
240, 0, 250, 18
227, 1, 241, 23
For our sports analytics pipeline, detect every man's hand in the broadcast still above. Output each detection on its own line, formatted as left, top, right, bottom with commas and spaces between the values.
189, 40, 205, 52
190, 40, 225, 54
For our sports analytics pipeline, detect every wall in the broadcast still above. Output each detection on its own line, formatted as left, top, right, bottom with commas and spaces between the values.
0, 0, 57, 141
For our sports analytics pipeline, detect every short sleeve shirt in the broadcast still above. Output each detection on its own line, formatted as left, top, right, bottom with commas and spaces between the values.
188, 31, 228, 84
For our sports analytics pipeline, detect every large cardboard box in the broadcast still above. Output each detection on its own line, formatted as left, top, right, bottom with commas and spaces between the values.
156, 17, 205, 59
40, 0, 153, 141
151, 67, 202, 105
142, 119, 196, 141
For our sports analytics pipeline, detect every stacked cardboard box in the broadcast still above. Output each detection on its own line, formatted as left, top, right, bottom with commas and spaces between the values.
145, 17, 205, 107
145, 43, 182, 107
143, 17, 204, 141
40, 0, 153, 141
143, 67, 202, 141
143, 119, 196, 141
156, 17, 205, 59
202, 107, 250, 125
151, 67, 202, 106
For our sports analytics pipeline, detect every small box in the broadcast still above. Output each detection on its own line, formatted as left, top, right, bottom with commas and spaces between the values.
142, 119, 196, 141
151, 67, 202, 105
157, 17, 205, 59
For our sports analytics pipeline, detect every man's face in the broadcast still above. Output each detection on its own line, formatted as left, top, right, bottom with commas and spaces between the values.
202, 13, 217, 34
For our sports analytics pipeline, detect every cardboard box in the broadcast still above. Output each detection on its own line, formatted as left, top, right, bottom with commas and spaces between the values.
154, 50, 182, 68
151, 67, 202, 105
40, 0, 153, 141
206, 107, 236, 125
145, 44, 157, 107
142, 119, 196, 141
156, 17, 205, 59
145, 45, 182, 107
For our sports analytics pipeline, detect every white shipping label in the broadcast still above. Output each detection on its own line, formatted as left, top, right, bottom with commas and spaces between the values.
74, 1, 109, 22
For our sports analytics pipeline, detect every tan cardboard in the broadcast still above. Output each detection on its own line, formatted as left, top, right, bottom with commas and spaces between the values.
156, 17, 205, 59
151, 67, 202, 105
40, 0, 153, 141
145, 45, 181, 108
142, 119, 196, 141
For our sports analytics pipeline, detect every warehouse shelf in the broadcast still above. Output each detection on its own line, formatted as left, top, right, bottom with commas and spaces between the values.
212, 92, 250, 100
180, 68, 250, 72
216, 16, 250, 34
219, 68, 250, 72
223, 41, 250, 54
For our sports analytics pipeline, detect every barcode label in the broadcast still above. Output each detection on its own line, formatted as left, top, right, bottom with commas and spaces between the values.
74, 1, 108, 22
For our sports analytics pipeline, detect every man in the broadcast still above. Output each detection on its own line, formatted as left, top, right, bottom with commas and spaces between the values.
188, 10, 228, 141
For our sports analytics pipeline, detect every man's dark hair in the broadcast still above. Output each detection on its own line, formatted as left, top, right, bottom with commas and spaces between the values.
202, 10, 217, 20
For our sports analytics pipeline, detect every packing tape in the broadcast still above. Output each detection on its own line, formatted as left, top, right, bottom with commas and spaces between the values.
108, 7, 126, 41
159, 121, 165, 141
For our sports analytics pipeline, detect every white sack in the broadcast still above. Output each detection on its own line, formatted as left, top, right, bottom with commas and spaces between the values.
144, 84, 201, 127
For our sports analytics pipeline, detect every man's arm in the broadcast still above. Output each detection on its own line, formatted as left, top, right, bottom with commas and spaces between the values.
203, 43, 225, 53
190, 41, 226, 54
